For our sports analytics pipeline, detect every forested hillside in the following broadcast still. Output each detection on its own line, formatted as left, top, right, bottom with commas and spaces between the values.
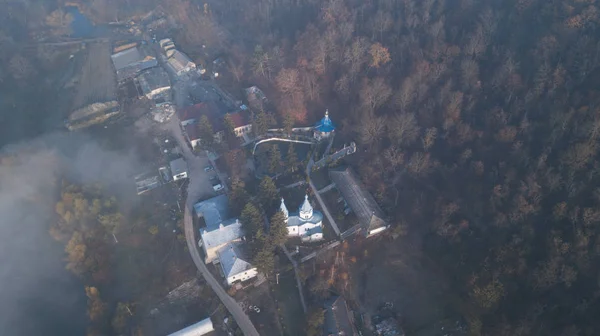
197, 0, 600, 334
3, 0, 600, 334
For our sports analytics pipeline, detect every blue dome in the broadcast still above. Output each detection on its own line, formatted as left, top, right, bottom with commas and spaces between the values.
315, 110, 335, 133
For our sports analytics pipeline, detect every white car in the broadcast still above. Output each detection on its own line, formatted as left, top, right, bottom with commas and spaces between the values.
212, 184, 224, 192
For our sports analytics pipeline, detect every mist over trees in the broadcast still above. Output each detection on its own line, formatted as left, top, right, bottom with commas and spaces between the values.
2, 0, 600, 334
191, 0, 600, 334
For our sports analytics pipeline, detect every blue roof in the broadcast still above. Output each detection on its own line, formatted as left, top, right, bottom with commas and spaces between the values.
194, 195, 230, 229
315, 111, 335, 133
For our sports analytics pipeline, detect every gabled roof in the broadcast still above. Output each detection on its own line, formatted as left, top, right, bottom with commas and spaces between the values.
324, 296, 357, 336
178, 102, 224, 132
137, 67, 171, 95
287, 211, 323, 227
200, 218, 243, 250
169, 158, 187, 176
218, 243, 254, 278
194, 194, 229, 228
330, 166, 387, 234
227, 110, 251, 128
184, 123, 200, 141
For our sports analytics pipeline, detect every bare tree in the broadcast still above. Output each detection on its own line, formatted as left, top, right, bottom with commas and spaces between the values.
389, 112, 420, 146
9, 54, 36, 82
276, 68, 300, 96
344, 37, 369, 78
358, 110, 387, 148
360, 77, 392, 112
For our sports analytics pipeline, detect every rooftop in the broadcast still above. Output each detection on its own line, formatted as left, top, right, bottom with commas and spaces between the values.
168, 50, 195, 73
218, 243, 254, 279
315, 110, 335, 133
329, 166, 387, 233
137, 67, 171, 95
111, 46, 145, 70
193, 195, 230, 228
169, 158, 187, 176
70, 41, 118, 121
200, 218, 243, 250
324, 296, 357, 336
178, 102, 224, 131
227, 110, 251, 128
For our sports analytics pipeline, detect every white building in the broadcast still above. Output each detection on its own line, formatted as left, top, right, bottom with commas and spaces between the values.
217, 243, 258, 285
168, 317, 214, 336
281, 195, 324, 242
169, 158, 188, 181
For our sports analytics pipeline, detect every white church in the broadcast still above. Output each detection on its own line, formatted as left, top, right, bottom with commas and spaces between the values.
280, 195, 324, 242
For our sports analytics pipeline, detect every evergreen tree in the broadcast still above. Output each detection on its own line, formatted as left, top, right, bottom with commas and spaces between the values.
253, 246, 275, 275
269, 210, 288, 246
230, 179, 250, 215
283, 112, 294, 136
240, 202, 263, 238
198, 115, 214, 149
258, 176, 279, 211
252, 110, 269, 137
268, 144, 282, 174
286, 143, 299, 173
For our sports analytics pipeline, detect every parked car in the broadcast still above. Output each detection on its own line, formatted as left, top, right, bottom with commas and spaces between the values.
212, 184, 224, 192
204, 165, 214, 172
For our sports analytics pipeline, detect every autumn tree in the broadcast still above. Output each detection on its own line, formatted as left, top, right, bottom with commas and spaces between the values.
276, 68, 300, 96
46, 9, 73, 35
223, 114, 236, 141
85, 286, 107, 323
306, 308, 325, 336
369, 42, 391, 68
198, 115, 215, 149
111, 302, 133, 334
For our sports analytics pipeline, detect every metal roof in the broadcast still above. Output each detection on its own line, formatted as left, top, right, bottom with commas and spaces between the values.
315, 110, 335, 133
286, 211, 323, 227
330, 166, 387, 234
137, 67, 171, 96
218, 243, 253, 278
167, 317, 214, 336
200, 218, 243, 250
169, 158, 187, 176
193, 195, 229, 227
324, 296, 357, 336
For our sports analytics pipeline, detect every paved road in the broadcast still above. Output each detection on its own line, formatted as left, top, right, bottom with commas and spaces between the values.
280, 245, 307, 313
164, 73, 260, 335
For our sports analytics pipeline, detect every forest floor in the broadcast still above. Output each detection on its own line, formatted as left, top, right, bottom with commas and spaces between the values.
348, 234, 453, 335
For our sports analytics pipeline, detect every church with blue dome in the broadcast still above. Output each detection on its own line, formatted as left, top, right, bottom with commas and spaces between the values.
281, 195, 324, 242
314, 109, 335, 140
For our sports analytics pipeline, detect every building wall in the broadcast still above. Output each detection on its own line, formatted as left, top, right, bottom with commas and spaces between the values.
302, 232, 323, 242
234, 124, 252, 137
367, 226, 388, 237
287, 220, 323, 238
173, 172, 187, 181
226, 268, 258, 286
